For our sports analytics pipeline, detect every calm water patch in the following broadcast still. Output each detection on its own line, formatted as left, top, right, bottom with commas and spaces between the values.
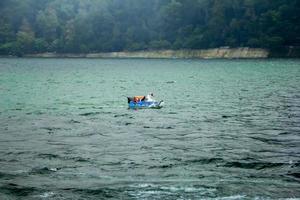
0, 58, 300, 199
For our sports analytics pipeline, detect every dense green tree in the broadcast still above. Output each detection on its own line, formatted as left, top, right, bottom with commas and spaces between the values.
14, 19, 36, 55
0, 0, 299, 55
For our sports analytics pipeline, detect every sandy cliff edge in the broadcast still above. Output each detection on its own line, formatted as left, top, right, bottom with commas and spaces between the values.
24, 48, 269, 59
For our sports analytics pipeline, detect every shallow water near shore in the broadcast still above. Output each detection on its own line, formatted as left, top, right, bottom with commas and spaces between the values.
0, 58, 300, 199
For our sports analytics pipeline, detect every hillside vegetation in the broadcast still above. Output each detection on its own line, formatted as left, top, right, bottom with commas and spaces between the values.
0, 0, 299, 56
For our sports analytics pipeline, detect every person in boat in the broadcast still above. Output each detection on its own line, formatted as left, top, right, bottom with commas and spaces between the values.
127, 93, 154, 104
134, 96, 145, 103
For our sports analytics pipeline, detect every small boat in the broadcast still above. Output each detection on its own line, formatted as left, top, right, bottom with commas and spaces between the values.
127, 97, 164, 109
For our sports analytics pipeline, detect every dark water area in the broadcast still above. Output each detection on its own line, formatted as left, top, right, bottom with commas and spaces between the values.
0, 58, 299, 199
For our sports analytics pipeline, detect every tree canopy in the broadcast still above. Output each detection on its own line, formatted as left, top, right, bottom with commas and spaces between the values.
0, 0, 299, 55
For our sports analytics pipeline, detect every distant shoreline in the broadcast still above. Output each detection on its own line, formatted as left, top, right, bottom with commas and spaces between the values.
19, 48, 270, 59
2, 47, 299, 59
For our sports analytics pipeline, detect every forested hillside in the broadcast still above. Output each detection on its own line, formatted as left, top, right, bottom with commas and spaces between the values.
0, 0, 299, 55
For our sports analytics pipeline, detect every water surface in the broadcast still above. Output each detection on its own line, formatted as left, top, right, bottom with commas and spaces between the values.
0, 58, 299, 199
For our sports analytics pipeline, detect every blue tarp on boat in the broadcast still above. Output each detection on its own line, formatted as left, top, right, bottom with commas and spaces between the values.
128, 99, 164, 109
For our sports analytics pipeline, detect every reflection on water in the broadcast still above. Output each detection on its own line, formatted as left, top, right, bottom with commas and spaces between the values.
0, 58, 300, 199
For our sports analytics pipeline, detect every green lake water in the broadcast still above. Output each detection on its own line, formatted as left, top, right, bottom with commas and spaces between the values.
0, 58, 299, 199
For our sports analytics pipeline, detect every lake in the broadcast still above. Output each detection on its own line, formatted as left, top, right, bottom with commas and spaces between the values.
0, 58, 299, 199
